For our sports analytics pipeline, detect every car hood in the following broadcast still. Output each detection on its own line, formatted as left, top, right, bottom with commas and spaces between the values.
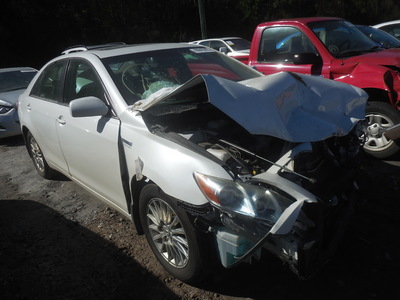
0, 89, 26, 106
134, 72, 367, 142
344, 48, 400, 66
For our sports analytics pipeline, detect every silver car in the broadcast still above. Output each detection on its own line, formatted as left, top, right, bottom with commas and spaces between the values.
18, 43, 367, 282
0, 67, 37, 138
190, 37, 250, 63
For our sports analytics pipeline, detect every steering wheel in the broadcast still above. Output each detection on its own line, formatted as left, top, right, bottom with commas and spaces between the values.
328, 44, 339, 54
122, 64, 147, 97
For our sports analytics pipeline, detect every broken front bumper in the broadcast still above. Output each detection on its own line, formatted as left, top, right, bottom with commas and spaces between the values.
206, 181, 359, 279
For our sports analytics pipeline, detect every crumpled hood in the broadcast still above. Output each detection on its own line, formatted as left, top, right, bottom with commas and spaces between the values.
136, 72, 368, 142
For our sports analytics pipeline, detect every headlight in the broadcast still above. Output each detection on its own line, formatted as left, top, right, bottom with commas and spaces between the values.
194, 172, 295, 222
0, 105, 13, 114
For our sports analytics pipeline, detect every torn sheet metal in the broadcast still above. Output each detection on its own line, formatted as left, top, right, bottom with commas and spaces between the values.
134, 71, 368, 142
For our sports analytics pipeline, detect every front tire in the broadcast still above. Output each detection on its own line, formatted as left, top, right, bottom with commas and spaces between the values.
364, 101, 400, 159
26, 131, 57, 179
139, 184, 206, 283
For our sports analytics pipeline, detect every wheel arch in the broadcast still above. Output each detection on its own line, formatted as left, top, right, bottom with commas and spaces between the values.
364, 88, 391, 103
129, 175, 148, 235
21, 126, 31, 153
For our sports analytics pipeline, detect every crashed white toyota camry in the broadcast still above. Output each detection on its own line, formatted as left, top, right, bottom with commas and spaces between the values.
18, 43, 368, 282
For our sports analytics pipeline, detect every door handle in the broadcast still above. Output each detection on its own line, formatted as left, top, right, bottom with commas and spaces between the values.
57, 116, 66, 125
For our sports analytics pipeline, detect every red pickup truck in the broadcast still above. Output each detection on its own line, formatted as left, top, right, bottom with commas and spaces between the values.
248, 17, 400, 159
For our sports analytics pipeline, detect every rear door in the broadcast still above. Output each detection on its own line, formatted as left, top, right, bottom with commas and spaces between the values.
25, 60, 69, 173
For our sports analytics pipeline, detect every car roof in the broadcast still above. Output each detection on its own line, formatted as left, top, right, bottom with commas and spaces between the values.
0, 67, 37, 74
257, 17, 342, 27
373, 20, 400, 28
61, 43, 201, 59
191, 37, 243, 43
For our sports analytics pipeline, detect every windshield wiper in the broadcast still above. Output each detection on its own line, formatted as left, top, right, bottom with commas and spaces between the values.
337, 46, 382, 57
367, 46, 383, 51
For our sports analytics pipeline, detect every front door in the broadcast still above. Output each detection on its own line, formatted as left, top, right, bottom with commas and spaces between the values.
251, 26, 321, 76
57, 59, 127, 212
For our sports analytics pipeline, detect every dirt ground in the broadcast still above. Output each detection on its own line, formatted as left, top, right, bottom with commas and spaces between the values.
1, 135, 400, 300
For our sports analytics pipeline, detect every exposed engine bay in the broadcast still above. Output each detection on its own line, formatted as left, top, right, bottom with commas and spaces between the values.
140, 75, 365, 199
138, 72, 368, 278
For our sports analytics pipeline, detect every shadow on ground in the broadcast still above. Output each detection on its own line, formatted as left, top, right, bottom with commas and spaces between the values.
0, 135, 25, 147
0, 200, 179, 300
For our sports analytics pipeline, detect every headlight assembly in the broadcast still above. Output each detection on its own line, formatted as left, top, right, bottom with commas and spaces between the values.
194, 172, 295, 222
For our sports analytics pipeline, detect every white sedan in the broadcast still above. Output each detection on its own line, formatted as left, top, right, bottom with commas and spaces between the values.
18, 43, 367, 282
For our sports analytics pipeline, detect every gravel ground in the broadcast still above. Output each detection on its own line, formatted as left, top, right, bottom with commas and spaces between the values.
1, 135, 400, 300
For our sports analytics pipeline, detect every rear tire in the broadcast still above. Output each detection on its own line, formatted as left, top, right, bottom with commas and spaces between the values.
364, 101, 400, 159
26, 131, 57, 179
139, 184, 206, 283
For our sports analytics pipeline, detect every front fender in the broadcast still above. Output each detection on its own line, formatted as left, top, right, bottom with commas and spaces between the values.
334, 62, 396, 92
122, 128, 231, 206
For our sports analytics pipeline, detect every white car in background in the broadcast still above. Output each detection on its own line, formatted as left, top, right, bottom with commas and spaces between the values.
0, 67, 37, 138
373, 20, 400, 40
18, 43, 367, 282
190, 37, 250, 63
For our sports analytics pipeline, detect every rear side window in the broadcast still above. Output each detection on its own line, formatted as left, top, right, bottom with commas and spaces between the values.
30, 61, 66, 102
209, 40, 228, 52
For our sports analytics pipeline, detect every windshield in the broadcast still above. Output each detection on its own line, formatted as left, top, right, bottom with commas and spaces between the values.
308, 20, 379, 57
357, 25, 400, 49
224, 38, 251, 51
0, 70, 37, 93
102, 47, 261, 105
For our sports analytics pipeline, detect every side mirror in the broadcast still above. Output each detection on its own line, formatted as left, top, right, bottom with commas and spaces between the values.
219, 46, 228, 54
70, 96, 109, 117
293, 53, 322, 65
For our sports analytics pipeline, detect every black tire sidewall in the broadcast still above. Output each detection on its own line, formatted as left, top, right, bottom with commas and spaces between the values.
139, 184, 205, 283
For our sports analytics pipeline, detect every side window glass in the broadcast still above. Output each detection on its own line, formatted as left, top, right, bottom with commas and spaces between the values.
64, 60, 105, 104
258, 27, 316, 63
30, 61, 65, 102
199, 41, 210, 48
210, 41, 228, 52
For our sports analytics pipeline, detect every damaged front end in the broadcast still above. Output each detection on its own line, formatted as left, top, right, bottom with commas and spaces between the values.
193, 128, 364, 279
138, 71, 368, 278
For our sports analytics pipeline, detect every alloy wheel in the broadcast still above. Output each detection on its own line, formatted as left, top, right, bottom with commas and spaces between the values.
364, 112, 394, 151
146, 198, 189, 268
29, 136, 45, 173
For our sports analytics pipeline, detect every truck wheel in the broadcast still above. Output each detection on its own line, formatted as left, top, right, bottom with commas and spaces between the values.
139, 184, 206, 283
26, 131, 57, 179
364, 101, 400, 159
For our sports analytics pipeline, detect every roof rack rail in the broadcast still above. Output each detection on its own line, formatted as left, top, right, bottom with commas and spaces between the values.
62, 42, 127, 55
